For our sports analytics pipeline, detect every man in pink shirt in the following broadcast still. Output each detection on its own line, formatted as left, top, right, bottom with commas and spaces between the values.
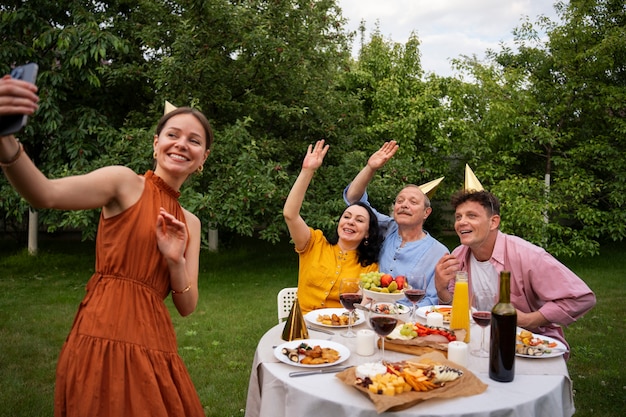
435, 190, 596, 354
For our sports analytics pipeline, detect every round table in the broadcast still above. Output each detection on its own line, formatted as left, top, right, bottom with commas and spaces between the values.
245, 314, 574, 417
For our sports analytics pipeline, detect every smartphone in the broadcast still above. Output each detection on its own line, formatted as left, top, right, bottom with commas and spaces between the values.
0, 63, 39, 136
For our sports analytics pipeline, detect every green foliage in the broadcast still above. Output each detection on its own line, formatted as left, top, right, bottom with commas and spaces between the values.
0, 0, 624, 258
0, 0, 359, 244
338, 30, 453, 224
0, 0, 156, 239
201, 119, 291, 242
444, 0, 625, 255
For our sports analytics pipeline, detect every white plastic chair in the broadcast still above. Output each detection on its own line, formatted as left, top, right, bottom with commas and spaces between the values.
277, 287, 298, 323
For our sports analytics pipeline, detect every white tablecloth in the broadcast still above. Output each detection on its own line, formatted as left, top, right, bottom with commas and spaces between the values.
245, 319, 574, 417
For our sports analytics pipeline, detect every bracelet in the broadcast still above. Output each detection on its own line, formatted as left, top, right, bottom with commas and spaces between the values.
438, 292, 452, 305
172, 282, 191, 295
0, 141, 24, 167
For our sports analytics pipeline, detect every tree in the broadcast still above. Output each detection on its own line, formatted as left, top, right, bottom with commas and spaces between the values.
150, 0, 362, 243
0, 0, 153, 240
445, 0, 626, 256
0, 0, 363, 245
2, 0, 623, 257
334, 28, 457, 233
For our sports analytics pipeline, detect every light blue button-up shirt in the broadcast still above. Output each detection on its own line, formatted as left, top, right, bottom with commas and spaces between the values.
343, 187, 449, 306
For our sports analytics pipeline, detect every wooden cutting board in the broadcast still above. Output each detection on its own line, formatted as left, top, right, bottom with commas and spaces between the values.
378, 339, 448, 358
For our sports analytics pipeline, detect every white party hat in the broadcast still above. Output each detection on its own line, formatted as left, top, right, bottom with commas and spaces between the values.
164, 100, 177, 115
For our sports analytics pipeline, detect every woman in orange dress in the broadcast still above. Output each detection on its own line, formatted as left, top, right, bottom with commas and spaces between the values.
0, 73, 211, 416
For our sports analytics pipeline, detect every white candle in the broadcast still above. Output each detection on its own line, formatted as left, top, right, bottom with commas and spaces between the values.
427, 312, 444, 327
447, 341, 469, 367
356, 329, 376, 356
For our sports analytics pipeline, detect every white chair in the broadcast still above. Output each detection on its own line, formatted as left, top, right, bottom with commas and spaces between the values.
277, 287, 298, 323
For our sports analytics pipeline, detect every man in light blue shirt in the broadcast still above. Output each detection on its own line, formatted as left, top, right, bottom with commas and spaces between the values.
343, 141, 449, 307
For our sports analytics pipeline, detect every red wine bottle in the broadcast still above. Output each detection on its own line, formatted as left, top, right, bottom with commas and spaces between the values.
489, 271, 517, 382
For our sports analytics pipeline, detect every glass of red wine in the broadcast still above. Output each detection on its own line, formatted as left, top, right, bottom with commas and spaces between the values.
470, 290, 497, 357
367, 302, 400, 363
404, 273, 426, 323
339, 277, 363, 337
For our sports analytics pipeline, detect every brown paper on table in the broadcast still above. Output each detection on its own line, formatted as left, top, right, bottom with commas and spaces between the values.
381, 329, 467, 357
336, 352, 487, 414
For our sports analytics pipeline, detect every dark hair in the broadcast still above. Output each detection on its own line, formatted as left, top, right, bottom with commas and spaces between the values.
156, 107, 214, 150
450, 190, 500, 216
327, 202, 382, 267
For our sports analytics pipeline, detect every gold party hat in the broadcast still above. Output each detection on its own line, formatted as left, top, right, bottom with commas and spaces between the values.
464, 164, 484, 192
281, 297, 309, 341
164, 100, 177, 115
419, 177, 444, 198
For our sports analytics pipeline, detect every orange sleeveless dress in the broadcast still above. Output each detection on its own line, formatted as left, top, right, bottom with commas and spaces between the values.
54, 171, 205, 417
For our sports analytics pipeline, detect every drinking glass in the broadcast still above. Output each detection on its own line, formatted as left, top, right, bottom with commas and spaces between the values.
470, 290, 497, 357
339, 277, 363, 337
367, 302, 400, 363
404, 273, 426, 323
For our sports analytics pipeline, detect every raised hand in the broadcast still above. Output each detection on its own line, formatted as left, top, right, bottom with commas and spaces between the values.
155, 207, 188, 263
367, 140, 399, 171
301, 139, 329, 171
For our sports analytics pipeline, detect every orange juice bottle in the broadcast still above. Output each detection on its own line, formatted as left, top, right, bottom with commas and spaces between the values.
450, 271, 470, 342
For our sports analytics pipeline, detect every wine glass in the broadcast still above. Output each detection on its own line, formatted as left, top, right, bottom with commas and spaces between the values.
368, 302, 400, 363
404, 273, 426, 323
470, 290, 497, 357
339, 277, 363, 337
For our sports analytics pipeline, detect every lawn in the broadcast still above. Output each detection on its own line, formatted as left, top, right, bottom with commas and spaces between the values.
0, 234, 624, 416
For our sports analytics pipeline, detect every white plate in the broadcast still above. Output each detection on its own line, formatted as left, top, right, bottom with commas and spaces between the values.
362, 287, 407, 302
516, 332, 568, 359
304, 308, 365, 328
273, 339, 350, 368
415, 305, 452, 323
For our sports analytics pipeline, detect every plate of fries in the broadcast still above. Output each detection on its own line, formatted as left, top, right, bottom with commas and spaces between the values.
304, 308, 365, 328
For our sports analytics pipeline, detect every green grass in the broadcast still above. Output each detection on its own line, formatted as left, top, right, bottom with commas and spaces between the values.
0, 235, 624, 416
558, 245, 626, 415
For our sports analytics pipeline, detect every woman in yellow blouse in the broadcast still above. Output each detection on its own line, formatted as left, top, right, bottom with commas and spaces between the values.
283, 140, 382, 313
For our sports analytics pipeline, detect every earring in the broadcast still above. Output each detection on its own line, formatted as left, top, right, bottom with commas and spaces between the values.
153, 151, 157, 159
197, 165, 204, 173
363, 238, 369, 246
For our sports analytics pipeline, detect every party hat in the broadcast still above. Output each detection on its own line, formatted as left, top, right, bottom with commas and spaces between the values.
419, 177, 444, 198
281, 297, 309, 341
164, 100, 177, 115
464, 164, 484, 192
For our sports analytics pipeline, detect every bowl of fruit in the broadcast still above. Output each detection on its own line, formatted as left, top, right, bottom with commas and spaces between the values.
360, 272, 408, 303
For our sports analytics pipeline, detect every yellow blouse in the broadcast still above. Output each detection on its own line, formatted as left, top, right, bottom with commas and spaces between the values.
295, 228, 379, 314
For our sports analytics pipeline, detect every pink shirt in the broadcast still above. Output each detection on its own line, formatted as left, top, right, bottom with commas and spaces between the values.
449, 231, 596, 351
